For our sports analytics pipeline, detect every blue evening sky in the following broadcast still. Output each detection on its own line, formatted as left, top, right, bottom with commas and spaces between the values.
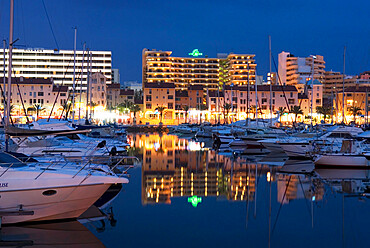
0, 0, 369, 82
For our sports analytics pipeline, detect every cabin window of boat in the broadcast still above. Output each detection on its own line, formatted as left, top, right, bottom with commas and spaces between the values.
327, 133, 352, 138
0, 153, 26, 168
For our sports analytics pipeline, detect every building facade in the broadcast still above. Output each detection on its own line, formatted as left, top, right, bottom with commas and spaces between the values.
337, 86, 370, 124
142, 49, 256, 92
0, 48, 112, 90
7, 77, 68, 120
278, 51, 325, 86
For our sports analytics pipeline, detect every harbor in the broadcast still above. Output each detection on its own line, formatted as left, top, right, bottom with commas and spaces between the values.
0, 0, 369, 247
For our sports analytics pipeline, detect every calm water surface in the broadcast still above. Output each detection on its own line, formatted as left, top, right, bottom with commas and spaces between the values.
2, 133, 369, 247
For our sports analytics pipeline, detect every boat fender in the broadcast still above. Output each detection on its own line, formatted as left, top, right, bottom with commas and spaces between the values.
97, 140, 107, 148
110, 146, 117, 156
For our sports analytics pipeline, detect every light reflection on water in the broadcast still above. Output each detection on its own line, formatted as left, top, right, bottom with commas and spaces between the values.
4, 133, 369, 248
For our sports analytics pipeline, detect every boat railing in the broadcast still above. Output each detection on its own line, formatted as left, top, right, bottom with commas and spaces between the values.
0, 163, 14, 177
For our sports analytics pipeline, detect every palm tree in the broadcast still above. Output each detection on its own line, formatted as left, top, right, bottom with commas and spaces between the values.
349, 106, 362, 124
278, 107, 286, 123
90, 102, 98, 118
129, 104, 141, 125
223, 103, 232, 124
183, 105, 190, 123
198, 104, 207, 123
250, 105, 258, 119
290, 105, 303, 126
33, 104, 45, 121
316, 106, 331, 123
156, 106, 166, 124
122, 100, 133, 109
117, 102, 129, 114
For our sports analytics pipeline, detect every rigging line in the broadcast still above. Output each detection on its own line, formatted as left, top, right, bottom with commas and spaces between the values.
271, 55, 291, 112
41, 0, 59, 50
298, 176, 313, 219
10, 66, 31, 125
271, 175, 292, 235
49, 55, 74, 121
20, 0, 27, 47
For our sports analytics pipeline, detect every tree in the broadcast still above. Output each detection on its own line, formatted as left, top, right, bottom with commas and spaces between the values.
223, 103, 232, 124
90, 102, 98, 118
32, 104, 45, 121
183, 105, 190, 123
250, 105, 258, 119
290, 105, 303, 126
117, 102, 130, 114
156, 106, 166, 124
129, 104, 141, 125
198, 104, 207, 123
349, 106, 362, 124
316, 106, 331, 123
122, 100, 133, 109
278, 107, 286, 123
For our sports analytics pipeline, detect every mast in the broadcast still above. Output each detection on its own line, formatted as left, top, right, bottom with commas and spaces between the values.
78, 43, 85, 121
89, 51, 93, 121
310, 55, 315, 130
85, 48, 90, 122
3, 40, 6, 121
342, 46, 346, 124
246, 63, 250, 127
254, 65, 258, 127
5, 0, 14, 152
269, 35, 272, 126
366, 88, 368, 126
71, 27, 77, 124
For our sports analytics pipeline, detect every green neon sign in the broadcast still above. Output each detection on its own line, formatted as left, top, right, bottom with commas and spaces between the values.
188, 195, 202, 207
189, 49, 203, 57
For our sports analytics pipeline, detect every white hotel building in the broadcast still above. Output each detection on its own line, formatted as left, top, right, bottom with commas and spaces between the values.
0, 48, 112, 90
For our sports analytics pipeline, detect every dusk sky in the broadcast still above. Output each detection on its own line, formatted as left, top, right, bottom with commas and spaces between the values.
0, 0, 369, 82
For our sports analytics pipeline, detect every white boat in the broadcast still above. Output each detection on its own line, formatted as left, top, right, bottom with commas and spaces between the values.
0, 152, 128, 224
314, 139, 369, 168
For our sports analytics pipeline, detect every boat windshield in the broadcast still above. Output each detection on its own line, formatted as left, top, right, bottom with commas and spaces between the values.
0, 152, 26, 168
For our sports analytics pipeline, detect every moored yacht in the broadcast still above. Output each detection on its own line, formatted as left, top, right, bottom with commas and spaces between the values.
0, 152, 128, 224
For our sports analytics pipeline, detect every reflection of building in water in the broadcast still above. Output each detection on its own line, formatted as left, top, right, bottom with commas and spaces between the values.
138, 133, 282, 205
277, 174, 324, 204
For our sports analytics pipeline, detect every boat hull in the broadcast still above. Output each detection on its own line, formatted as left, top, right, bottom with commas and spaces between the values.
0, 184, 111, 224
281, 144, 312, 158
314, 155, 369, 168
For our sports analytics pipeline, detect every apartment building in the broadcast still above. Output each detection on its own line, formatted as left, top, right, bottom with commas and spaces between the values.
143, 82, 176, 123
7, 77, 68, 118
323, 71, 357, 99
297, 79, 323, 116
337, 86, 370, 124
0, 48, 112, 90
142, 49, 256, 92
278, 51, 325, 86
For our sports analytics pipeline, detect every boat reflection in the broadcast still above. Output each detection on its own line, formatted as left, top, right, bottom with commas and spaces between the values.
315, 168, 370, 197
0, 220, 105, 248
